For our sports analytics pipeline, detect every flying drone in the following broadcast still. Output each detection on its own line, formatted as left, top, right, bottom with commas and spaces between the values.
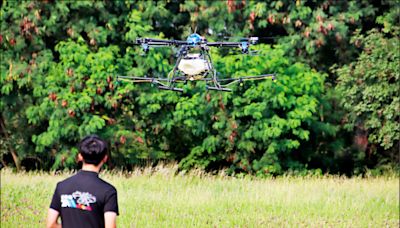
117, 33, 276, 92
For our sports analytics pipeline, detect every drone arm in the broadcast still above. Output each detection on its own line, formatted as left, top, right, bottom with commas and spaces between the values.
136, 38, 188, 46
116, 76, 171, 86
217, 74, 276, 86
208, 41, 252, 53
116, 75, 192, 84
207, 41, 242, 47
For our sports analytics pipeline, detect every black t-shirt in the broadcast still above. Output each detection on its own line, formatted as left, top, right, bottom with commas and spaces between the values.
50, 170, 119, 228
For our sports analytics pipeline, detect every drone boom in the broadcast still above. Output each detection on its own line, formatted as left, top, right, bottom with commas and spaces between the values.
136, 38, 188, 46
207, 41, 242, 47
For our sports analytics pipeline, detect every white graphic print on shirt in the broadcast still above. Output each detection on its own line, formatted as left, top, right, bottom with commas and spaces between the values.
61, 191, 96, 211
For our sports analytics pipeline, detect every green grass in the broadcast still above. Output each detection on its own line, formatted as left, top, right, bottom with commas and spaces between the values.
1, 165, 399, 227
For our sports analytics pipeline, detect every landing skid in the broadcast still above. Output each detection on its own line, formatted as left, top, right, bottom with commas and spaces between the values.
117, 73, 276, 93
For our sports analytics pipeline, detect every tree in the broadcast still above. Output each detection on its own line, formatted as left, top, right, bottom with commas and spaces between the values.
0, 1, 132, 169
1, 0, 397, 174
335, 7, 400, 169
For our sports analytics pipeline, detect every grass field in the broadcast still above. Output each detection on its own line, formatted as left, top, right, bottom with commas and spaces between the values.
1, 165, 399, 227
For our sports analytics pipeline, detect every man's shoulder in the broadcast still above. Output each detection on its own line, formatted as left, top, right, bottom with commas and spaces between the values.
98, 177, 117, 192
53, 173, 81, 191
55, 171, 117, 194
57, 172, 79, 185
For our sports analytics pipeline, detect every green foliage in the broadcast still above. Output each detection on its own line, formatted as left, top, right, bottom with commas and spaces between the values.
27, 40, 123, 167
175, 45, 325, 176
336, 29, 399, 152
0, 1, 132, 169
179, 1, 380, 72
0, 1, 397, 175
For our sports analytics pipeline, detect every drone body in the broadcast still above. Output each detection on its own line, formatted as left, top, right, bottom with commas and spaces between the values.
178, 53, 210, 76
117, 33, 275, 92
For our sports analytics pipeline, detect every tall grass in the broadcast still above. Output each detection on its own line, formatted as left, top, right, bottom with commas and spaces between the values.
1, 165, 399, 227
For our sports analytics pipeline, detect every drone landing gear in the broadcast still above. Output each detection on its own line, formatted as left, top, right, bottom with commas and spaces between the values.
158, 86, 184, 93
206, 86, 232, 92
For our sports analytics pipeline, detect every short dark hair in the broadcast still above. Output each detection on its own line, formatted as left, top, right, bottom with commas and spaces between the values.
78, 135, 108, 165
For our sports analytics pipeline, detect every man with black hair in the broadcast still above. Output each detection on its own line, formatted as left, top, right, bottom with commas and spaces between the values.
47, 135, 119, 228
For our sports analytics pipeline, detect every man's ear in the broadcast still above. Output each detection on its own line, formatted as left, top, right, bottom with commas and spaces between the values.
78, 153, 83, 162
102, 155, 108, 163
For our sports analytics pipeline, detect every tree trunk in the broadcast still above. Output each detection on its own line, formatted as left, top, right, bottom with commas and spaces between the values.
0, 158, 7, 168
0, 113, 21, 171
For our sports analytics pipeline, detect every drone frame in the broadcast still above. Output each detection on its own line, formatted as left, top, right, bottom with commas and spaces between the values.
117, 36, 276, 93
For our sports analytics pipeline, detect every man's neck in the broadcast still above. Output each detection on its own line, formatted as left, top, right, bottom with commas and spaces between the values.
81, 163, 102, 173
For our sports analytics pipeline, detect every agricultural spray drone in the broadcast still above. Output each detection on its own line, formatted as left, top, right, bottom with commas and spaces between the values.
117, 33, 276, 92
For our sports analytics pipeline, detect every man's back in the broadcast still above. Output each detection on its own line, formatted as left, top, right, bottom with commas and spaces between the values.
50, 170, 118, 228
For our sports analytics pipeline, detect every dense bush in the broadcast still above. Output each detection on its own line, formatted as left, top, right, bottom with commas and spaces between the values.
1, 1, 398, 175
336, 10, 400, 171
